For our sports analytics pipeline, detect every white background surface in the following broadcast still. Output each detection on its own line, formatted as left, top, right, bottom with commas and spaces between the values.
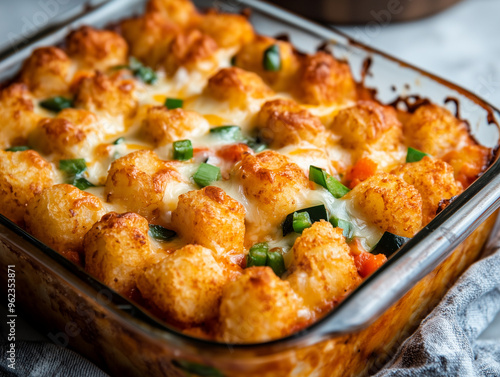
0, 0, 498, 349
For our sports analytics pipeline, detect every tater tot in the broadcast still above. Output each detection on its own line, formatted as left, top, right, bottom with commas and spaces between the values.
286, 221, 361, 311
218, 266, 301, 343
346, 173, 423, 237
30, 109, 101, 159
105, 150, 181, 220
256, 98, 327, 148
73, 71, 137, 118
146, 0, 199, 28
171, 186, 246, 255
0, 150, 55, 224
83, 212, 152, 295
141, 106, 209, 146
442, 145, 491, 188
391, 157, 461, 225
198, 11, 254, 49
234, 35, 300, 92
330, 100, 403, 157
20, 47, 71, 97
120, 12, 180, 68
403, 104, 473, 157
0, 84, 40, 149
205, 67, 273, 109
66, 26, 128, 71
163, 29, 218, 75
296, 51, 357, 106
235, 151, 309, 233
25, 184, 105, 254
137, 244, 227, 324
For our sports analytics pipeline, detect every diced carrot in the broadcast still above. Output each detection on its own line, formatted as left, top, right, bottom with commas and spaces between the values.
217, 143, 253, 163
346, 157, 378, 189
354, 251, 387, 278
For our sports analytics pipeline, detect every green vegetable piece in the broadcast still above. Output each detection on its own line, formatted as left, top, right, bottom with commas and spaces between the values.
330, 216, 354, 241
59, 158, 87, 176
193, 163, 221, 187
282, 204, 328, 236
165, 97, 183, 110
292, 211, 312, 234
326, 175, 350, 199
267, 250, 286, 276
245, 139, 267, 153
246, 243, 269, 268
262, 44, 281, 71
148, 224, 176, 242
129, 57, 158, 84
40, 96, 73, 112
371, 231, 410, 257
209, 125, 242, 141
112, 137, 125, 145
406, 147, 429, 163
230, 55, 237, 66
309, 165, 328, 188
173, 139, 193, 161
173, 360, 224, 377
72, 177, 95, 191
5, 146, 30, 152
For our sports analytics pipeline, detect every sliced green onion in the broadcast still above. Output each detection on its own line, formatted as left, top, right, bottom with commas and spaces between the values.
309, 165, 328, 188
330, 216, 354, 241
148, 224, 176, 242
292, 211, 312, 234
209, 125, 242, 141
193, 163, 221, 187
245, 139, 267, 153
172, 360, 224, 377
72, 177, 95, 191
59, 158, 87, 176
406, 147, 428, 163
5, 146, 30, 152
128, 57, 158, 84
371, 231, 410, 258
309, 165, 350, 198
267, 250, 286, 276
165, 98, 183, 110
40, 96, 73, 112
112, 137, 125, 145
246, 243, 269, 267
173, 139, 193, 161
262, 44, 281, 71
283, 205, 328, 236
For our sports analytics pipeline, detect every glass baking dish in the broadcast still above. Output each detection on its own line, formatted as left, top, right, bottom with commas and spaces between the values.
1, 0, 500, 376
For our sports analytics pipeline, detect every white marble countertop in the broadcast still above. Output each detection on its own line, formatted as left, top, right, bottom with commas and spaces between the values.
0, 0, 498, 347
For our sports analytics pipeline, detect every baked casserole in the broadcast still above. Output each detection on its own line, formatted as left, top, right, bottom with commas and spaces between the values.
0, 0, 493, 349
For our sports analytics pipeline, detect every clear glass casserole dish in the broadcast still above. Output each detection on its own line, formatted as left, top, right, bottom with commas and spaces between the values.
1, 0, 500, 376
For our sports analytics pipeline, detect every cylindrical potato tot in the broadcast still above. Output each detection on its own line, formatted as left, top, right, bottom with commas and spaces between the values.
402, 104, 473, 157
66, 26, 128, 71
25, 184, 106, 254
0, 84, 40, 149
286, 220, 361, 311
198, 11, 254, 48
146, 0, 200, 28
295, 51, 357, 106
442, 145, 491, 188
137, 244, 227, 324
171, 186, 246, 255
84, 212, 153, 296
218, 266, 302, 343
346, 172, 423, 238
256, 98, 326, 148
141, 106, 209, 146
105, 150, 182, 220
391, 156, 461, 225
20, 47, 70, 97
0, 150, 55, 224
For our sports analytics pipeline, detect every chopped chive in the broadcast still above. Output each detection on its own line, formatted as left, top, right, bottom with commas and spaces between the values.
309, 165, 328, 188
292, 211, 312, 234
148, 224, 176, 242
5, 146, 30, 152
72, 177, 95, 191
309, 165, 350, 198
283, 205, 328, 236
173, 139, 193, 161
172, 360, 224, 377
262, 44, 281, 71
112, 137, 125, 145
59, 158, 87, 176
267, 250, 286, 276
165, 98, 183, 110
193, 163, 221, 187
246, 243, 269, 268
330, 216, 354, 241
406, 147, 428, 163
40, 96, 73, 112
209, 125, 242, 141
